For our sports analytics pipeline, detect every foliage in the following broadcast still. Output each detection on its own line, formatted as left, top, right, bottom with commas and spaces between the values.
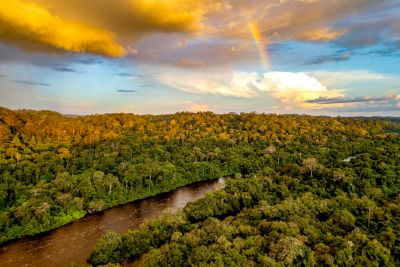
1, 107, 399, 266
88, 112, 400, 266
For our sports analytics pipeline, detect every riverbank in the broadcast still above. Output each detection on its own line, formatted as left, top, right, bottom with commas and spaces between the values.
0, 177, 225, 267
0, 174, 230, 246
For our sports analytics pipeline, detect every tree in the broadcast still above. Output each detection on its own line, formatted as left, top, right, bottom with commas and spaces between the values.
331, 170, 346, 182
303, 158, 319, 177
105, 174, 119, 195
266, 145, 277, 155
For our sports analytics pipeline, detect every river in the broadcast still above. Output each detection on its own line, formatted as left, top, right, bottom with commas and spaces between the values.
0, 178, 225, 267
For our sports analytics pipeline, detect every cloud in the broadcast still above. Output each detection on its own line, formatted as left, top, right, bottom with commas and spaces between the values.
116, 89, 137, 93
114, 73, 144, 77
362, 47, 400, 58
0, 0, 125, 57
0, 0, 397, 76
0, 44, 106, 68
126, 0, 208, 33
335, 2, 400, 50
261, 72, 342, 107
5, 0, 222, 55
0, 0, 217, 58
303, 50, 352, 65
307, 95, 399, 104
297, 28, 348, 42
178, 58, 206, 68
308, 70, 386, 86
186, 100, 211, 112
51, 66, 83, 73
11, 79, 51, 86
0, 74, 6, 78
127, 34, 259, 68
113, 72, 160, 78
207, 0, 373, 42
36, 0, 213, 35
121, 1, 399, 68
306, 92, 400, 114
160, 69, 342, 108
126, 46, 139, 55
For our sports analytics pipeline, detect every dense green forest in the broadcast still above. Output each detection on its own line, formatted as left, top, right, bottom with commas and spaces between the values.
0, 107, 399, 266
86, 113, 400, 266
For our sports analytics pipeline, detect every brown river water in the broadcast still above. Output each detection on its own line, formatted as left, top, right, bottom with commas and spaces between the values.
0, 178, 225, 267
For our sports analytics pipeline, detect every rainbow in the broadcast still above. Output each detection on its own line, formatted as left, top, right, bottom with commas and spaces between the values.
249, 22, 270, 70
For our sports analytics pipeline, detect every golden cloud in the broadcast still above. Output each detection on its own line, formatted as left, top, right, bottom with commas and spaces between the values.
129, 0, 206, 32
0, 0, 126, 57
32, 0, 213, 40
298, 28, 348, 42
0, 0, 211, 57
0, 0, 381, 60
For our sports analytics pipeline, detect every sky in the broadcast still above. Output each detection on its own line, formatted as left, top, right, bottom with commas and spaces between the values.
0, 0, 399, 116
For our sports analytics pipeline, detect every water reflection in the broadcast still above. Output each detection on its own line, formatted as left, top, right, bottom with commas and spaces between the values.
0, 178, 225, 267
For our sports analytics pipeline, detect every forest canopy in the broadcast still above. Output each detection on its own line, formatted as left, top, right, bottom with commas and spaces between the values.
0, 107, 399, 266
